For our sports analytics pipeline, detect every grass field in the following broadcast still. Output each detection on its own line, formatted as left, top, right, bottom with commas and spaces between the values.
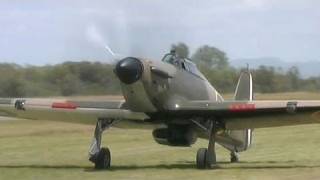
1, 92, 320, 179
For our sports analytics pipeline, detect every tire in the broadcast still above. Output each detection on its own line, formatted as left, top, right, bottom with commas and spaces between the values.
94, 147, 111, 169
196, 148, 207, 169
230, 152, 239, 163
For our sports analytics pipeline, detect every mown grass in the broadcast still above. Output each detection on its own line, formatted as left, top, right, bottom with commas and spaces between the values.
1, 92, 320, 179
1, 119, 320, 180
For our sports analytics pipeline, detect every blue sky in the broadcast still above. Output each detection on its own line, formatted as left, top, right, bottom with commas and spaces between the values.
0, 0, 319, 65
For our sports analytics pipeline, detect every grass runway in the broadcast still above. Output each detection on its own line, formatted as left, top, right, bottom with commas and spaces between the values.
1, 92, 320, 179
1, 119, 320, 180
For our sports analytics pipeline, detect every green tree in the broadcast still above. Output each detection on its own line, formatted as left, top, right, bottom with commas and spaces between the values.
252, 66, 276, 93
46, 64, 81, 96
286, 66, 300, 91
191, 45, 229, 68
0, 63, 26, 97
200, 65, 238, 93
1, 77, 26, 97
59, 74, 81, 96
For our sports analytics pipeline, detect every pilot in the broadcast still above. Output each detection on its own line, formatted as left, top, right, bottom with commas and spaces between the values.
168, 49, 182, 67
167, 49, 177, 64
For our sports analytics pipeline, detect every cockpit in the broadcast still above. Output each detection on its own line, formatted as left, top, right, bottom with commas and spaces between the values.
161, 52, 204, 79
162, 53, 180, 67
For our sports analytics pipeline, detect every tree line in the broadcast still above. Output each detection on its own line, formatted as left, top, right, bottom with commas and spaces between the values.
172, 42, 320, 93
0, 62, 119, 97
0, 42, 319, 97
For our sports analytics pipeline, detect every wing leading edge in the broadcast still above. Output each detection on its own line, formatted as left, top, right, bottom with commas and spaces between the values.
0, 98, 150, 129
169, 100, 320, 130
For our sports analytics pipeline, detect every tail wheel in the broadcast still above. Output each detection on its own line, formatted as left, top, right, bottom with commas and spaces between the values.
94, 147, 111, 169
196, 148, 207, 169
230, 152, 239, 163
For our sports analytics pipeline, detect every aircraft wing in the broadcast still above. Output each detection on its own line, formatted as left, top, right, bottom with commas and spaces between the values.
0, 98, 150, 129
170, 100, 320, 130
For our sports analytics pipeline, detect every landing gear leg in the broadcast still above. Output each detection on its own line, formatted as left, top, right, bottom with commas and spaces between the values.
230, 151, 239, 163
196, 121, 217, 169
88, 118, 117, 169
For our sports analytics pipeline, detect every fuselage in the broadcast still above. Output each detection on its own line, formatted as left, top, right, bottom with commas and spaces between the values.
114, 54, 224, 114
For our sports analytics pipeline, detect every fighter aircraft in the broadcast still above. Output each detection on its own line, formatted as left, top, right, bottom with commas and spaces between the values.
1, 50, 320, 170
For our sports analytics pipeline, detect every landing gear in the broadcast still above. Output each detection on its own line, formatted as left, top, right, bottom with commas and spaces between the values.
89, 118, 118, 170
230, 151, 239, 163
196, 121, 217, 169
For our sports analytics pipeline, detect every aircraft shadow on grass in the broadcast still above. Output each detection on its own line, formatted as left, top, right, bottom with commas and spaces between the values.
0, 161, 319, 171
105, 161, 320, 171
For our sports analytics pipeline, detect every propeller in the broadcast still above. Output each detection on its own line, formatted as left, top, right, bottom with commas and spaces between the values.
86, 24, 143, 84
103, 45, 124, 64
86, 24, 124, 64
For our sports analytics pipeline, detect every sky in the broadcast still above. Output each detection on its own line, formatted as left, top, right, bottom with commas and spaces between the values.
0, 0, 319, 65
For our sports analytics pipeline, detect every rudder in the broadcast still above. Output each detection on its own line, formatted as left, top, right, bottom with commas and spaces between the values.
217, 69, 254, 152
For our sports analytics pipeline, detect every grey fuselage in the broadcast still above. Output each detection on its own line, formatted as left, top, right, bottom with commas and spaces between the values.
115, 55, 223, 117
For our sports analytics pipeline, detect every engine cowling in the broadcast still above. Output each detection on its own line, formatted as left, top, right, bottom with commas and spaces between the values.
152, 125, 197, 146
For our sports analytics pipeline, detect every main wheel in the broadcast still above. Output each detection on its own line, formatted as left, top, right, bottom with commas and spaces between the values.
94, 147, 111, 169
196, 148, 207, 169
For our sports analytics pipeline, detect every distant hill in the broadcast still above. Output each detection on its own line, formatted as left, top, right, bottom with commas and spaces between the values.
230, 57, 320, 78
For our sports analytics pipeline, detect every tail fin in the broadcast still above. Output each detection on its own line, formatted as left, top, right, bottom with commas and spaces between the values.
217, 69, 254, 152
234, 69, 253, 101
